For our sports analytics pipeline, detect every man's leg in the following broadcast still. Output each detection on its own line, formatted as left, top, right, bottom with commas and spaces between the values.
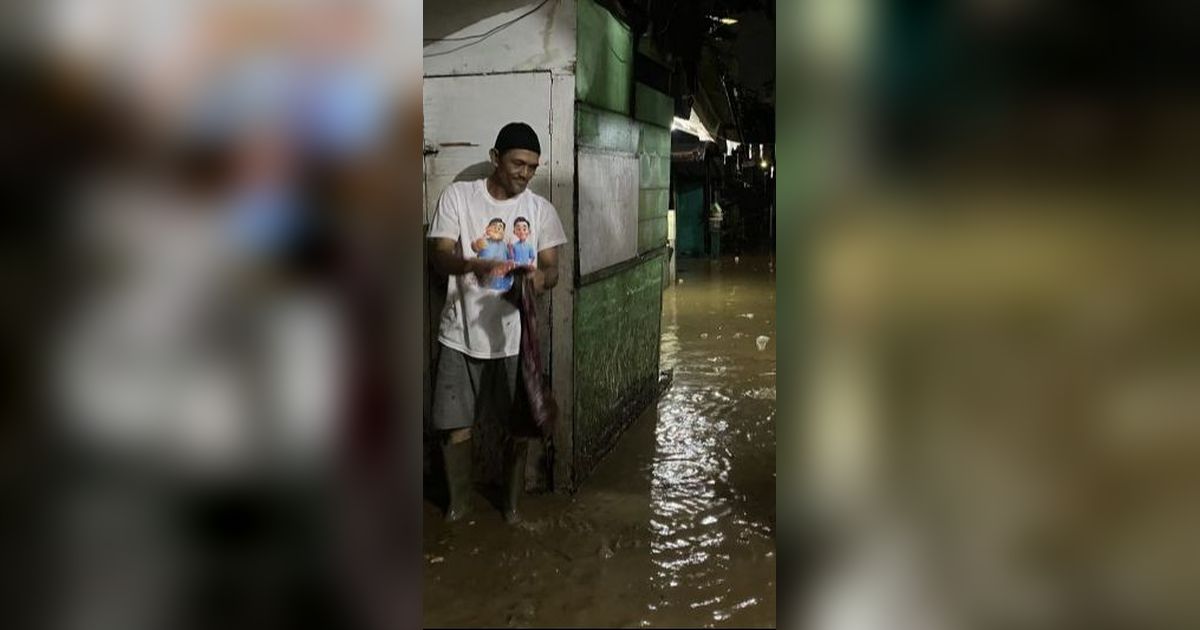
431, 347, 481, 522
440, 434, 473, 522
501, 437, 529, 525
497, 355, 530, 524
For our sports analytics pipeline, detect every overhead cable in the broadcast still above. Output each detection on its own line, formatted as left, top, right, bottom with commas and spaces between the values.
424, 0, 554, 57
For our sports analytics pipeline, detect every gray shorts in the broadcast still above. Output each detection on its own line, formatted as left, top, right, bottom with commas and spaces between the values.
431, 345, 520, 431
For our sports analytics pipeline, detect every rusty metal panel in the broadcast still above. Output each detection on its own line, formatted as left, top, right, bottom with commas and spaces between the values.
577, 149, 639, 275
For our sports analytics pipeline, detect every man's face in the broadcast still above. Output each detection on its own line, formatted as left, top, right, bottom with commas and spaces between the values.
513, 222, 530, 241
492, 148, 540, 196
486, 222, 505, 241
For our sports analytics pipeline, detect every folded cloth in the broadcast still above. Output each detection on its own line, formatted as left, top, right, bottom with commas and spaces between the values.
506, 268, 558, 438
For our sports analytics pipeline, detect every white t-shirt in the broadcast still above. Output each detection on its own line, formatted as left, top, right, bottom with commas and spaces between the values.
426, 179, 568, 359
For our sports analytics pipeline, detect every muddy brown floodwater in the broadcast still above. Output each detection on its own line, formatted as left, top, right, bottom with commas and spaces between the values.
423, 256, 777, 628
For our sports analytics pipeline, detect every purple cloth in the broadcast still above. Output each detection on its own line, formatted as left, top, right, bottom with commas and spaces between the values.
508, 269, 557, 437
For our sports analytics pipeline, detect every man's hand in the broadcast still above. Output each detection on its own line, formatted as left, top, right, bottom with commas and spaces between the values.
535, 246, 559, 294
470, 258, 516, 283
430, 238, 517, 281
525, 265, 547, 294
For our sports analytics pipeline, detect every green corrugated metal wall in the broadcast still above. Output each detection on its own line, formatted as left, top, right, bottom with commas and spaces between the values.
575, 0, 671, 255
570, 0, 671, 487
634, 82, 673, 128
572, 253, 665, 481
575, 104, 640, 153
637, 115, 670, 254
576, 0, 633, 114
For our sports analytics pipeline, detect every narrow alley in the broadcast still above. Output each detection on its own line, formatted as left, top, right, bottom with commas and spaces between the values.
423, 256, 776, 628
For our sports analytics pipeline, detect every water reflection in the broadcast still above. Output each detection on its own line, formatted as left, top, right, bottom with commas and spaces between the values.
644, 257, 777, 626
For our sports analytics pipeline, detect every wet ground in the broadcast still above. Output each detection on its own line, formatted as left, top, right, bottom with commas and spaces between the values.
423, 255, 777, 628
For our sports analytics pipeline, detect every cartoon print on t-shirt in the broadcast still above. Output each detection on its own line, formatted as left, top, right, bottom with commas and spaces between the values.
471, 217, 514, 291
511, 216, 536, 266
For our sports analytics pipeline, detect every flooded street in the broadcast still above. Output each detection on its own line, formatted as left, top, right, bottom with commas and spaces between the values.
423, 256, 777, 628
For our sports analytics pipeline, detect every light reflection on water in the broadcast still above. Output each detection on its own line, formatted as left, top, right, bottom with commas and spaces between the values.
644, 257, 776, 626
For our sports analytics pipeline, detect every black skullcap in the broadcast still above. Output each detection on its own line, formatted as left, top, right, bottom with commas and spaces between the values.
494, 122, 541, 156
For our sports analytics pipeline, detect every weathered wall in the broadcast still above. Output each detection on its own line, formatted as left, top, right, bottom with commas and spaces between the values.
424, 0, 576, 76
637, 111, 671, 254
576, 0, 632, 114
578, 149, 639, 275
576, 103, 639, 152
574, 0, 638, 275
422, 73, 554, 223
572, 8, 671, 264
567, 0, 669, 487
572, 254, 666, 484
575, 0, 669, 258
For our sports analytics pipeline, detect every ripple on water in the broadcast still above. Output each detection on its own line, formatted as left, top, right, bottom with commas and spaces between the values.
745, 387, 776, 400
641, 258, 775, 626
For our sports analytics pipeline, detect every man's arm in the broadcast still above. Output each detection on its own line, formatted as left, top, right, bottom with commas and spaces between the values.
532, 246, 560, 294
429, 237, 513, 279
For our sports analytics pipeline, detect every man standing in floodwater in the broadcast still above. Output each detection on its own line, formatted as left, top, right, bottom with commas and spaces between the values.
426, 122, 567, 524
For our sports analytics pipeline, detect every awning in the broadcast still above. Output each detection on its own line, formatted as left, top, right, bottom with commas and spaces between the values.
671, 107, 715, 142
671, 128, 708, 162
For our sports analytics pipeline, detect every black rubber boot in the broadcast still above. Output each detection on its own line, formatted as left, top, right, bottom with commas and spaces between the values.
442, 439, 473, 523
502, 439, 529, 525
